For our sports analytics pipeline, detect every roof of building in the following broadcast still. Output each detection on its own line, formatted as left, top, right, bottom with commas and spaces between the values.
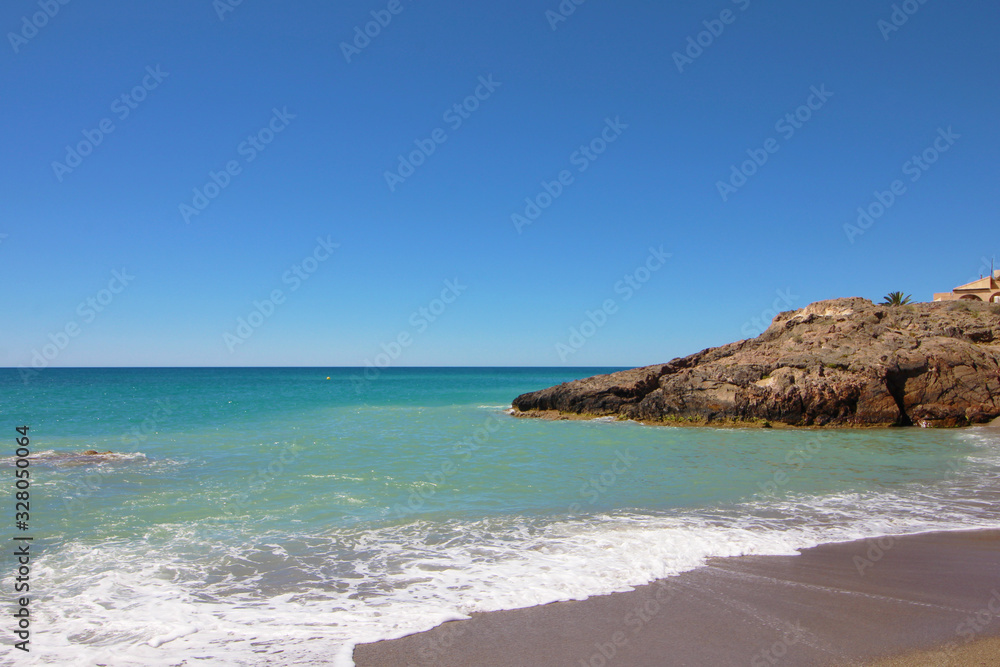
953, 270, 1000, 292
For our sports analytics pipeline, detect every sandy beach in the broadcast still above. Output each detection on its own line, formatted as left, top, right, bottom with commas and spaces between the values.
866, 636, 1000, 666
354, 530, 1000, 667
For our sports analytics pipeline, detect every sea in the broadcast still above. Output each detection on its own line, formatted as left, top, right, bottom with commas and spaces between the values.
3, 367, 1000, 666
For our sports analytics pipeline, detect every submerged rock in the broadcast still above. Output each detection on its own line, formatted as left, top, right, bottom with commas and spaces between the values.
512, 297, 1000, 428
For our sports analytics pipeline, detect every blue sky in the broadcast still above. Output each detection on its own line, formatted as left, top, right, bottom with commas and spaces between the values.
3, 0, 998, 368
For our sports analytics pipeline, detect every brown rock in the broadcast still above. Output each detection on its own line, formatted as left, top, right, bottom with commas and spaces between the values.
511, 298, 1000, 428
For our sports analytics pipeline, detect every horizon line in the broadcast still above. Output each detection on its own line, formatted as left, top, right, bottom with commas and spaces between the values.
2, 365, 635, 370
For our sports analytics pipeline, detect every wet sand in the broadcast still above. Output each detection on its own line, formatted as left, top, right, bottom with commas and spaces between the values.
354, 530, 1000, 667
865, 636, 1000, 666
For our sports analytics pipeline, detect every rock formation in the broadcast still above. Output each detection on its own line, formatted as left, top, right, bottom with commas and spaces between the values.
512, 298, 1000, 428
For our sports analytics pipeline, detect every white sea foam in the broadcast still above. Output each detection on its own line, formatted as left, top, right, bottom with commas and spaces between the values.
13, 428, 1000, 666
16, 470, 1000, 667
0, 449, 150, 467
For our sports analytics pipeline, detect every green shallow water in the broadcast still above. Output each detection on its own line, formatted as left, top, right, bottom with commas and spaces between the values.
2, 368, 998, 665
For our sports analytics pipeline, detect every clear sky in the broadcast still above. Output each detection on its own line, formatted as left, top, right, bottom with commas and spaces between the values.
3, 0, 998, 369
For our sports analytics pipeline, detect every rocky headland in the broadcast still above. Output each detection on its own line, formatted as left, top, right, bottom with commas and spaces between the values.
512, 297, 1000, 428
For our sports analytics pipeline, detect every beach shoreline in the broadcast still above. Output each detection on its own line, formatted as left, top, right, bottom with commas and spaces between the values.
354, 529, 1000, 666
509, 407, 901, 429
864, 636, 1000, 666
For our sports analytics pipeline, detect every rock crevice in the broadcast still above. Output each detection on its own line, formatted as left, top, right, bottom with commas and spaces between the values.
512, 298, 1000, 428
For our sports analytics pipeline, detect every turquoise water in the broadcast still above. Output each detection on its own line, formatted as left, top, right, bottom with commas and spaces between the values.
3, 368, 1000, 665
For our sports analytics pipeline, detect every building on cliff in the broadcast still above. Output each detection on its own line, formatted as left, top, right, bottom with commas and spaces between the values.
934, 271, 1000, 302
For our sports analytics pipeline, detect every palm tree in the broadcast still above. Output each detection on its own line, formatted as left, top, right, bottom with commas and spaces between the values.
881, 291, 912, 306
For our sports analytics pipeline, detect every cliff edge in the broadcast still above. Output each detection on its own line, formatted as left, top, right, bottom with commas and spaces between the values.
511, 298, 1000, 428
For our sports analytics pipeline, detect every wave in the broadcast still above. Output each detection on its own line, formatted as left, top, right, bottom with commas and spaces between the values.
17, 474, 1000, 666
14, 429, 1000, 666
0, 449, 149, 467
